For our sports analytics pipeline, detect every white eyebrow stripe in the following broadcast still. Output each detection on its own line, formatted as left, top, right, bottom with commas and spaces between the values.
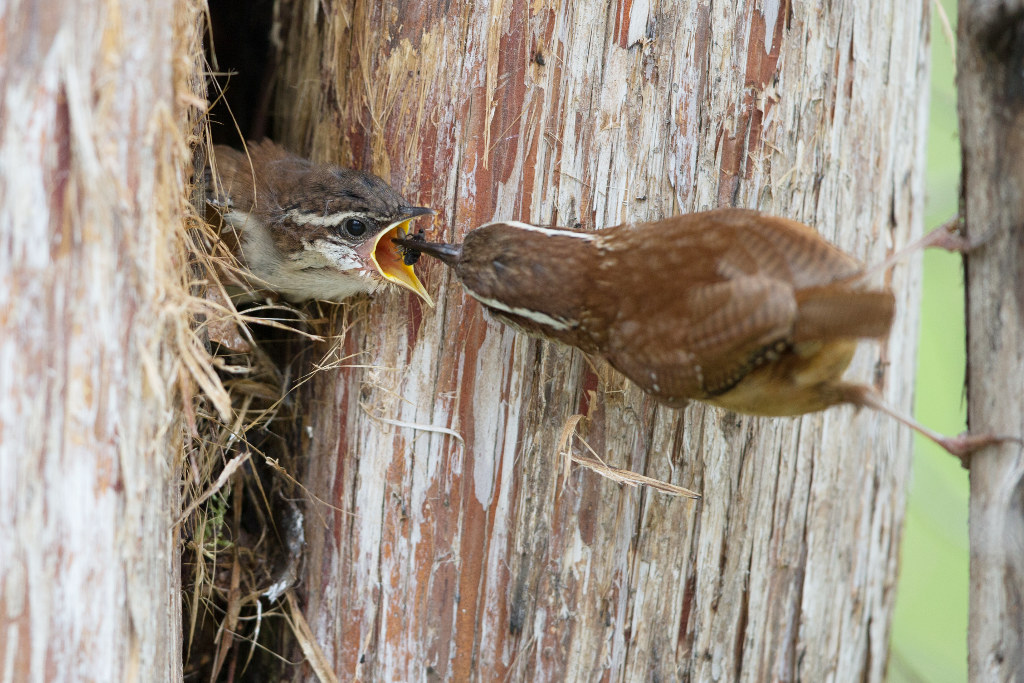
481, 220, 596, 240
467, 291, 574, 331
283, 209, 361, 228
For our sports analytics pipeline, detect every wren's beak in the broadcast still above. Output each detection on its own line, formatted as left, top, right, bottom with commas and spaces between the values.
369, 207, 435, 307
390, 237, 463, 267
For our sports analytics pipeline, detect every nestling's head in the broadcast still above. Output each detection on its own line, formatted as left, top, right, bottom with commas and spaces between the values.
208, 140, 434, 305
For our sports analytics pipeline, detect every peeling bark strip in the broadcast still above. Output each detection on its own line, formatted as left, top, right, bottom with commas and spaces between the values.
0, 1, 202, 680
278, 1, 927, 680
959, 3, 1024, 681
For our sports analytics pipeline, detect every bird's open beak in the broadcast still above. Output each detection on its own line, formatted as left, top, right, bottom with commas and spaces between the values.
370, 207, 435, 307
390, 236, 463, 267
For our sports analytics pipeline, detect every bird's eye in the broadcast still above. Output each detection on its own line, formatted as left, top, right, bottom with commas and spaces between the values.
343, 218, 367, 237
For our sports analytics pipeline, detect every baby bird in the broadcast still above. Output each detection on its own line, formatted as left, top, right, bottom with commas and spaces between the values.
207, 140, 433, 305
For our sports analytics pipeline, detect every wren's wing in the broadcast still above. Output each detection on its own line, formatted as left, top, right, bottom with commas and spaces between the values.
208, 144, 255, 210
594, 209, 891, 405
208, 140, 310, 215
603, 274, 798, 403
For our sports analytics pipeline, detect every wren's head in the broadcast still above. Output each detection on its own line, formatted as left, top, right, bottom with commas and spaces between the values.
393, 221, 601, 348
208, 140, 433, 305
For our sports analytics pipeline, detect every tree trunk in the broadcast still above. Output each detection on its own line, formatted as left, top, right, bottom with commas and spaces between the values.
276, 1, 928, 679
959, 3, 1024, 680
0, 2, 201, 680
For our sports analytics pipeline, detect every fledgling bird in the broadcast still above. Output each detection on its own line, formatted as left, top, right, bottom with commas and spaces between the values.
395, 208, 1008, 459
206, 139, 434, 305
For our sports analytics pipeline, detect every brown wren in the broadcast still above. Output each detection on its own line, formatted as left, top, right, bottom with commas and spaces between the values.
207, 140, 433, 305
395, 208, 1008, 458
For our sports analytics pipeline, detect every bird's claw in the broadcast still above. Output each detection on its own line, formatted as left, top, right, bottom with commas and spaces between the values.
938, 431, 1023, 469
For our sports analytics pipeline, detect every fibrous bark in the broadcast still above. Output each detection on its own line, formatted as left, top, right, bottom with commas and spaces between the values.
276, 1, 929, 680
0, 1, 203, 680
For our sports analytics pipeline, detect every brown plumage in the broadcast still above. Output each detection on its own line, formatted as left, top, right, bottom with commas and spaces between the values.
396, 208, 1008, 457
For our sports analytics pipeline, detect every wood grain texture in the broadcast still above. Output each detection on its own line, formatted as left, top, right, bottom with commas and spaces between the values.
959, 2, 1024, 680
0, 1, 201, 680
276, 1, 928, 679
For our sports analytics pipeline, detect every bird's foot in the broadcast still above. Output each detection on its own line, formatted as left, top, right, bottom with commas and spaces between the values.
851, 215, 991, 283
842, 384, 1022, 466
922, 216, 971, 253
936, 431, 1023, 469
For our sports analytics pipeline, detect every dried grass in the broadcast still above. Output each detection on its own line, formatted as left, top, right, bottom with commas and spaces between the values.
174, 7, 348, 681
179, 182, 345, 681
179, 173, 349, 680
557, 415, 701, 499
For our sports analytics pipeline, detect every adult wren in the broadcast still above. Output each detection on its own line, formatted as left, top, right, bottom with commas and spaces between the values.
395, 208, 1008, 459
207, 139, 433, 305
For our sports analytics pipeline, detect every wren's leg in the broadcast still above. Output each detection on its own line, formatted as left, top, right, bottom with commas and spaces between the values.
838, 383, 1022, 467
851, 216, 975, 283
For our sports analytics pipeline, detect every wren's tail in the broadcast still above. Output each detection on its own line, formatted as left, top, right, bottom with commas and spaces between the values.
792, 286, 895, 342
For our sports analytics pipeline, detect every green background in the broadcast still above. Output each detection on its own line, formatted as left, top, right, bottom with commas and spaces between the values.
888, 1, 968, 681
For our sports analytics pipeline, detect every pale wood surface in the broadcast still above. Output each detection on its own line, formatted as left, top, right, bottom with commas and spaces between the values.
0, 2, 200, 680
958, 3, 1024, 680
276, 1, 928, 680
